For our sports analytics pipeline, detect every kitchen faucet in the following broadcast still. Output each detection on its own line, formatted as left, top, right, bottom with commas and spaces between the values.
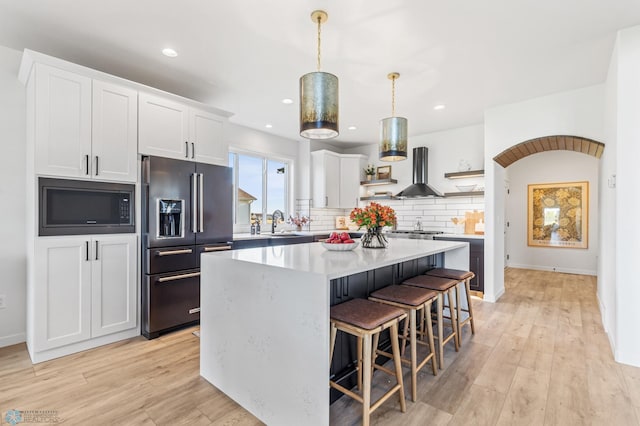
271, 209, 284, 234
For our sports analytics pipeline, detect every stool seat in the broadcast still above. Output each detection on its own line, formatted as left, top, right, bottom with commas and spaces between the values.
331, 298, 405, 330
370, 285, 437, 307
403, 275, 458, 291
426, 268, 474, 281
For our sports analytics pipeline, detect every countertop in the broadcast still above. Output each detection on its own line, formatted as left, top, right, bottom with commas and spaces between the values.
232, 229, 360, 241
203, 238, 467, 280
436, 233, 485, 240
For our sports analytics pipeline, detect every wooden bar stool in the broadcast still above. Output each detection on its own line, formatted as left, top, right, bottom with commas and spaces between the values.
330, 298, 407, 426
426, 268, 476, 346
401, 275, 459, 369
368, 285, 438, 402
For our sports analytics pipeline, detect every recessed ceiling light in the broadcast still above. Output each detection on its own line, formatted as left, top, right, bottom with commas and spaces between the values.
348, 126, 357, 130
433, 104, 446, 110
162, 48, 178, 58
265, 124, 273, 129
281, 98, 293, 104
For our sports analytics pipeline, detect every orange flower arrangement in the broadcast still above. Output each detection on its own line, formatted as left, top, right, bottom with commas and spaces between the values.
350, 202, 397, 230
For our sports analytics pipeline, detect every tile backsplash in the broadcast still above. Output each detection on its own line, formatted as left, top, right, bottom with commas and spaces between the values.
308, 195, 484, 233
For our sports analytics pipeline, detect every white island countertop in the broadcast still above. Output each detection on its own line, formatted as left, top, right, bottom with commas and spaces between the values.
209, 238, 467, 279
200, 239, 469, 425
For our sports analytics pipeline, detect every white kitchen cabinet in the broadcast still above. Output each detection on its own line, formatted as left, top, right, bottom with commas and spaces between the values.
339, 155, 366, 208
31, 63, 138, 182
91, 235, 137, 337
34, 237, 92, 351
92, 81, 138, 182
311, 150, 340, 208
139, 92, 226, 165
33, 235, 137, 352
312, 150, 366, 208
34, 63, 92, 178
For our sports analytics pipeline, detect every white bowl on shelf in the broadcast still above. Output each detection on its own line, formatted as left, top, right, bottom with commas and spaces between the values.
321, 240, 359, 251
455, 184, 477, 192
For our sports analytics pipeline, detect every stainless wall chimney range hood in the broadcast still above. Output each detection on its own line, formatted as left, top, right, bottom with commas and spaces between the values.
396, 147, 443, 198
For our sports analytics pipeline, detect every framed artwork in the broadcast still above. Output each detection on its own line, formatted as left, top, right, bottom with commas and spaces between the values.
376, 165, 392, 180
527, 181, 588, 249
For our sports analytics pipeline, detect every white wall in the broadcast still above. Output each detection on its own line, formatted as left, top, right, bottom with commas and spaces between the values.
609, 27, 640, 367
506, 150, 599, 275
0, 45, 27, 347
484, 84, 605, 303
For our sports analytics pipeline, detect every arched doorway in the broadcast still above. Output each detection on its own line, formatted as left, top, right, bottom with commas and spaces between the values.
493, 135, 605, 168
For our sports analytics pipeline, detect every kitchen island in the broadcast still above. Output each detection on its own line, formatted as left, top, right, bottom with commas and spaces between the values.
200, 239, 468, 425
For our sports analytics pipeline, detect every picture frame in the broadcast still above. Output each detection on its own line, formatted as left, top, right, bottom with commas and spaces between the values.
376, 165, 392, 180
527, 181, 588, 249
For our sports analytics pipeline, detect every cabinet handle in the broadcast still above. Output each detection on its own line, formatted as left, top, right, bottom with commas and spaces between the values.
158, 272, 200, 283
157, 248, 193, 256
185, 141, 189, 158
95, 156, 99, 176
188, 307, 201, 314
85, 241, 89, 261
204, 245, 232, 252
85, 155, 90, 175
325, 196, 328, 207
95, 241, 99, 260
191, 142, 195, 159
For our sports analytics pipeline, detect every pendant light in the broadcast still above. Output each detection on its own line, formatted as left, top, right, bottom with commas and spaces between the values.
300, 10, 339, 139
379, 72, 408, 161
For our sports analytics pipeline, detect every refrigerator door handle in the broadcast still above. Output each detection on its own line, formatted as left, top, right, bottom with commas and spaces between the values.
198, 173, 204, 232
191, 173, 198, 233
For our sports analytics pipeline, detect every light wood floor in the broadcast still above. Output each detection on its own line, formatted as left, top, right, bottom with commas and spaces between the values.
2, 268, 640, 425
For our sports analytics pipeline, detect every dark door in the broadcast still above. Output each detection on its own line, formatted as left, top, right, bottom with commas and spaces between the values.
195, 162, 233, 245
143, 156, 196, 248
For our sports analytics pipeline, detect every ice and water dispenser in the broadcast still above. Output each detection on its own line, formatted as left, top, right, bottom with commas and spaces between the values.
158, 199, 184, 238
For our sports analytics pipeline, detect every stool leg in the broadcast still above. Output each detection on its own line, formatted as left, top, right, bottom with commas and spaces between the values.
466, 278, 476, 334
425, 300, 438, 375
330, 323, 337, 365
436, 292, 444, 369
448, 288, 459, 352
357, 334, 363, 391
409, 308, 418, 402
401, 316, 410, 356
389, 322, 407, 413
362, 333, 372, 426
455, 283, 462, 347
371, 332, 380, 379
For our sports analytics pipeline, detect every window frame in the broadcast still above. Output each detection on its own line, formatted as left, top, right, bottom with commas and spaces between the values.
228, 147, 294, 234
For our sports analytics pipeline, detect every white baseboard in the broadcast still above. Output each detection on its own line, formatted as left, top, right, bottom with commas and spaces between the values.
508, 263, 596, 276
484, 287, 505, 303
0, 332, 26, 348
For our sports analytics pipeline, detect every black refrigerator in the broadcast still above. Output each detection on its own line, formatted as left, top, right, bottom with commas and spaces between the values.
141, 156, 232, 339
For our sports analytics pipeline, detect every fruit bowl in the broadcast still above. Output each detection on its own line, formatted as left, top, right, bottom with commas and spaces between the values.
455, 184, 477, 192
321, 240, 359, 251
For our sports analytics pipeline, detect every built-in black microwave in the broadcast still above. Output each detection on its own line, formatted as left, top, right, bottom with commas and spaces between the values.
39, 178, 135, 236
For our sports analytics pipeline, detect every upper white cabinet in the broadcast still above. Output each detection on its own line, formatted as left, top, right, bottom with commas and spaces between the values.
92, 81, 138, 182
31, 63, 138, 182
139, 93, 226, 165
34, 63, 92, 178
311, 150, 366, 208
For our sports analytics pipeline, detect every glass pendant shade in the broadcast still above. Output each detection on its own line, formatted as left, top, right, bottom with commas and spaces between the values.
379, 116, 408, 161
300, 71, 339, 139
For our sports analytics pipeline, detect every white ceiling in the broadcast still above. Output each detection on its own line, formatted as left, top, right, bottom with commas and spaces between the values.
1, 1, 639, 146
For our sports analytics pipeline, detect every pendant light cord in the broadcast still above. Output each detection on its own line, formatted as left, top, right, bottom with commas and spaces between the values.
391, 76, 396, 117
316, 15, 322, 71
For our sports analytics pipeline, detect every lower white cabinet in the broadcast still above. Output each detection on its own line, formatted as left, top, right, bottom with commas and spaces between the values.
33, 234, 137, 352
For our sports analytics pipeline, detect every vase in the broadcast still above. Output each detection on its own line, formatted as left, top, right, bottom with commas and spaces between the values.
296, 225, 302, 231
366, 175, 373, 181
361, 228, 388, 249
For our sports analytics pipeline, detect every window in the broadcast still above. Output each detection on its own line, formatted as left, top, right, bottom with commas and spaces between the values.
228, 151, 291, 231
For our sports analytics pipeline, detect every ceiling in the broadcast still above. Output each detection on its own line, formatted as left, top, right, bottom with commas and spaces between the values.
1, 1, 639, 146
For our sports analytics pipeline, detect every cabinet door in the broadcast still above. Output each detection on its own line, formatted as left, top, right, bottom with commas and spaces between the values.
92, 81, 138, 182
34, 237, 91, 351
138, 92, 189, 160
311, 151, 340, 208
91, 235, 137, 337
34, 63, 92, 178
190, 108, 225, 165
339, 156, 364, 208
